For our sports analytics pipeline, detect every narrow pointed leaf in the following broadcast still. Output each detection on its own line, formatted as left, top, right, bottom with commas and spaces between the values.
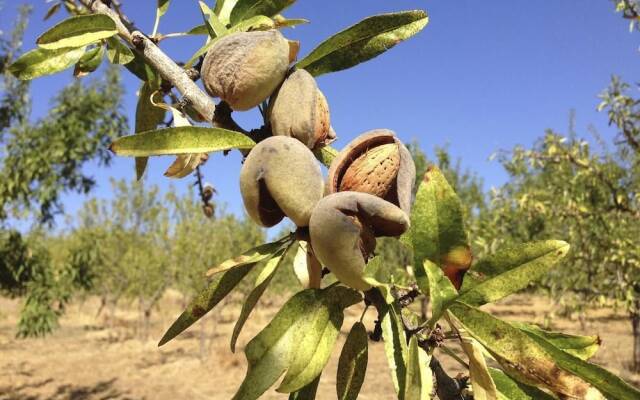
297, 10, 428, 77
74, 45, 104, 77
274, 16, 309, 29
44, 3, 62, 21
231, 15, 275, 32
380, 296, 408, 397
186, 24, 209, 35
215, 0, 239, 26
404, 336, 432, 400
134, 82, 165, 179
106, 37, 135, 65
158, 264, 254, 346
9, 46, 86, 80
207, 236, 292, 277
37, 14, 117, 50
424, 259, 458, 325
450, 302, 637, 400
157, 0, 170, 17
511, 322, 600, 361
230, 246, 289, 352
457, 241, 569, 307
232, 286, 362, 400
337, 322, 368, 400
457, 326, 499, 400
408, 166, 472, 291
200, 1, 228, 38
230, 0, 296, 25
123, 51, 158, 82
469, 240, 573, 280
489, 368, 555, 400
289, 374, 321, 400
110, 127, 255, 157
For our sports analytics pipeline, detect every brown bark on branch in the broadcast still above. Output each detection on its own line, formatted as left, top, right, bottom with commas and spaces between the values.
79, 0, 216, 122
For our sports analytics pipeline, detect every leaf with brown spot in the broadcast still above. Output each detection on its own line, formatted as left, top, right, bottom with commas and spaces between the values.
450, 302, 639, 400
403, 166, 471, 292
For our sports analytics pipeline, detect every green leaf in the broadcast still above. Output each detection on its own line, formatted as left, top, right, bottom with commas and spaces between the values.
471, 240, 572, 279
200, 1, 229, 38
110, 127, 255, 157
273, 16, 309, 29
451, 302, 638, 400
133, 81, 166, 180
123, 52, 158, 83
423, 259, 458, 326
231, 15, 275, 32
186, 24, 209, 35
313, 145, 339, 168
403, 336, 432, 400
489, 368, 555, 400
230, 246, 290, 352
158, 263, 254, 347
408, 166, 471, 291
207, 236, 292, 277
511, 322, 600, 361
74, 45, 104, 76
457, 241, 569, 306
44, 3, 62, 21
215, 0, 239, 26
380, 296, 408, 398
289, 374, 321, 400
36, 14, 117, 50
106, 37, 135, 65
297, 10, 428, 77
9, 46, 86, 80
158, 0, 171, 17
232, 286, 362, 400
230, 0, 296, 25
337, 322, 368, 400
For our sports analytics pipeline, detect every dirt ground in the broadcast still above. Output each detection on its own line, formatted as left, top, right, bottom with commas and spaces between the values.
1, 291, 638, 400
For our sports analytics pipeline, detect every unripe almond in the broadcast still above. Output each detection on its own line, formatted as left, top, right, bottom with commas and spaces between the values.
268, 69, 331, 149
201, 30, 291, 111
309, 192, 410, 291
240, 136, 324, 227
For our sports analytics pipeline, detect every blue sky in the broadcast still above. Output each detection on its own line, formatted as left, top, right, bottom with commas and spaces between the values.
2, 0, 640, 224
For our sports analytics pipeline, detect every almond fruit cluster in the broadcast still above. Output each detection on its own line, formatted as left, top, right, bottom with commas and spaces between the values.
201, 30, 416, 291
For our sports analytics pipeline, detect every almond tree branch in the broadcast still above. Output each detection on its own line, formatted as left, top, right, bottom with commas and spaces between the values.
78, 0, 216, 122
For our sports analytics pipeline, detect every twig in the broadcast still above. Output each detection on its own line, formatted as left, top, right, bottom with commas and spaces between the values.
78, 0, 216, 122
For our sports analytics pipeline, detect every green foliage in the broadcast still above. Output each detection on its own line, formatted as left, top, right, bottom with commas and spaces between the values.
297, 10, 428, 77
36, 14, 117, 50
233, 286, 361, 400
336, 322, 368, 400
109, 126, 255, 157
0, 67, 128, 223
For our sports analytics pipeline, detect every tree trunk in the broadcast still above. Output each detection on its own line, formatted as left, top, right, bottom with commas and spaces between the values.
631, 301, 640, 372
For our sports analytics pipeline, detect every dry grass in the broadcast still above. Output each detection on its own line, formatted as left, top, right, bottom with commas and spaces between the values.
0, 291, 638, 400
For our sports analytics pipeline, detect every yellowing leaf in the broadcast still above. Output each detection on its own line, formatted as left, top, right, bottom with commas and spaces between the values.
110, 127, 255, 157
9, 46, 86, 80
36, 14, 117, 50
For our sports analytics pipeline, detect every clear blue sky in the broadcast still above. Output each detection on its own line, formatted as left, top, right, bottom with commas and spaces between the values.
2, 0, 640, 224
